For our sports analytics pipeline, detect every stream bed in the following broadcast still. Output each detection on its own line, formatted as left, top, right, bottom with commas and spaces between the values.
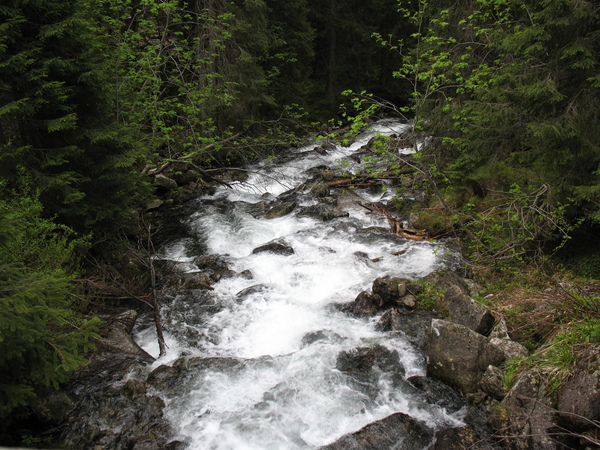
134, 120, 463, 449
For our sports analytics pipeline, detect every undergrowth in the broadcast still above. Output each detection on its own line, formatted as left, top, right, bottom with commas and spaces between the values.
480, 257, 600, 398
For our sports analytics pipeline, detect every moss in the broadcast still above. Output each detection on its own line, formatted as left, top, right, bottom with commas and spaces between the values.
414, 281, 449, 317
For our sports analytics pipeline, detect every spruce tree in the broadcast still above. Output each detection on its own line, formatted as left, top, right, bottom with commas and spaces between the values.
0, 0, 145, 237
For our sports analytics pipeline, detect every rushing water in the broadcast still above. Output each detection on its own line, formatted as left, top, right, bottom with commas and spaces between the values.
135, 120, 462, 449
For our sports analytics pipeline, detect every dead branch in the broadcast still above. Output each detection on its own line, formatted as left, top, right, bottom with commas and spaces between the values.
360, 202, 429, 241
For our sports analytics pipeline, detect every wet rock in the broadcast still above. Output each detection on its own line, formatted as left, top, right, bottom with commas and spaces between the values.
265, 201, 297, 218
32, 391, 75, 425
236, 283, 270, 300
178, 271, 213, 290
122, 379, 149, 399
336, 345, 405, 382
60, 353, 173, 450
193, 254, 229, 273
372, 277, 405, 305
320, 412, 433, 450
96, 310, 154, 359
172, 356, 247, 373
499, 369, 558, 449
343, 291, 384, 315
426, 319, 505, 394
209, 269, 236, 282
239, 269, 254, 279
146, 365, 180, 392
557, 344, 600, 430
153, 174, 178, 190
376, 308, 435, 347
252, 241, 295, 256
301, 330, 329, 347
296, 204, 346, 221
407, 376, 466, 413
310, 183, 331, 198
315, 142, 336, 154
443, 285, 495, 335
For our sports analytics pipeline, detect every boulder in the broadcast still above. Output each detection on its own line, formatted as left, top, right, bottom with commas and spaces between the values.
344, 291, 384, 316
421, 269, 478, 296
336, 345, 407, 401
252, 241, 295, 256
372, 277, 404, 304
490, 337, 528, 361
498, 369, 559, 449
236, 284, 270, 300
373, 277, 423, 308
310, 183, 331, 198
193, 254, 229, 273
178, 271, 213, 290
480, 364, 506, 400
557, 344, 600, 430
96, 310, 154, 359
336, 345, 405, 380
32, 390, 75, 425
432, 425, 489, 449
442, 285, 495, 335
407, 376, 466, 414
153, 174, 178, 190
376, 308, 435, 347
426, 319, 505, 394
265, 201, 297, 219
146, 198, 164, 211
320, 412, 433, 450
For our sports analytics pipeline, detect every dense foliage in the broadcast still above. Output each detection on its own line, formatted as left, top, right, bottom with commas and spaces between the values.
0, 182, 99, 417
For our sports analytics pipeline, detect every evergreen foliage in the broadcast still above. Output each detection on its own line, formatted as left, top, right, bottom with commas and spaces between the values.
0, 0, 146, 236
0, 182, 99, 418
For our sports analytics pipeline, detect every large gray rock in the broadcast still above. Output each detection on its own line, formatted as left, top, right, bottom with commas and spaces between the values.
376, 308, 435, 347
443, 285, 495, 335
426, 319, 505, 394
252, 241, 295, 256
480, 364, 506, 400
153, 174, 178, 190
265, 201, 297, 218
489, 317, 528, 360
490, 337, 528, 361
432, 425, 492, 449
96, 310, 154, 359
498, 369, 559, 449
319, 412, 433, 450
557, 344, 600, 430
344, 291, 384, 316
421, 269, 479, 296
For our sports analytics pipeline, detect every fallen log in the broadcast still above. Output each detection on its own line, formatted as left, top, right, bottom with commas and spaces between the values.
360, 202, 429, 241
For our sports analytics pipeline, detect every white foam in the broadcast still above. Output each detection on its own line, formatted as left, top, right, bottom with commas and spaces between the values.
136, 120, 459, 449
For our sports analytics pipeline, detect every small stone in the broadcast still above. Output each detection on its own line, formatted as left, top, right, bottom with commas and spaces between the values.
146, 199, 164, 210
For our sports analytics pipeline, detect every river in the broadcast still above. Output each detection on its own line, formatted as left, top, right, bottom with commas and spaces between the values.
135, 120, 462, 449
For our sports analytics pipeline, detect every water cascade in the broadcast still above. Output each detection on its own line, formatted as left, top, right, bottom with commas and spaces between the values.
135, 120, 463, 449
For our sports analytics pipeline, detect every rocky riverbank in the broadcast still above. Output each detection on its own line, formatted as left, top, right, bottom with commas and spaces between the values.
30, 130, 600, 449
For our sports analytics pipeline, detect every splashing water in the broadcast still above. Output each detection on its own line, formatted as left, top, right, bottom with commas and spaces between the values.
135, 120, 462, 449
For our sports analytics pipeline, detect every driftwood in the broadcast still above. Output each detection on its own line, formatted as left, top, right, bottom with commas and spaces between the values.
324, 167, 416, 189
360, 202, 429, 241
